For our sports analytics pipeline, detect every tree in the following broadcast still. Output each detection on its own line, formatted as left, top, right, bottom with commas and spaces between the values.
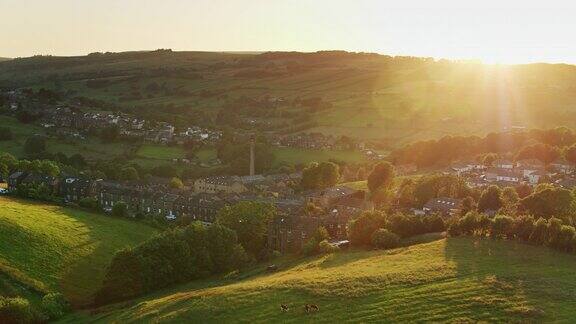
120, 167, 139, 181
112, 201, 129, 217
564, 143, 576, 165
40, 160, 60, 177
460, 196, 476, 215
300, 162, 340, 189
371, 229, 400, 249
348, 211, 387, 246
513, 215, 535, 241
500, 187, 519, 215
96, 222, 247, 304
478, 185, 503, 212
491, 215, 514, 238
515, 143, 561, 164
482, 153, 498, 167
170, 177, 184, 189
521, 187, 574, 219
216, 202, 275, 258
367, 162, 395, 193
302, 226, 330, 256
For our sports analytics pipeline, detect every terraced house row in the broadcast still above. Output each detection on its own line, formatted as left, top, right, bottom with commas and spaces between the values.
6, 170, 369, 252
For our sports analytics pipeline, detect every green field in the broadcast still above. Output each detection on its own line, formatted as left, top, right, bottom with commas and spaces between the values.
195, 148, 218, 164
136, 144, 185, 160
273, 147, 365, 167
0, 197, 158, 306
62, 237, 576, 323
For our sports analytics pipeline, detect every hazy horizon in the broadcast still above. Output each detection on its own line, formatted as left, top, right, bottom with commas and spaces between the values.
2, 0, 576, 64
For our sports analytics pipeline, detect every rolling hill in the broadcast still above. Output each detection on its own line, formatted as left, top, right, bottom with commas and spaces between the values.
61, 236, 576, 323
0, 197, 158, 307
2, 51, 576, 145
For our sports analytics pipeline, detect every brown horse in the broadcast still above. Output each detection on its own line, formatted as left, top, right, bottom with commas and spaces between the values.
304, 304, 319, 313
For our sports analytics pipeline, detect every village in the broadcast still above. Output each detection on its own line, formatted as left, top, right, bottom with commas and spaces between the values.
0, 89, 383, 160
5, 148, 576, 253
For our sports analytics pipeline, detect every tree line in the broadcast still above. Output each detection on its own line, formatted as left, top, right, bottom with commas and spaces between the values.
390, 127, 576, 168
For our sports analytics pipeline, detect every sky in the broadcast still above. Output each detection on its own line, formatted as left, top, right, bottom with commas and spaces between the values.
1, 0, 575, 64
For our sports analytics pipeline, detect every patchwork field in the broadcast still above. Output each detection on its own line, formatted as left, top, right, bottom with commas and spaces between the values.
62, 237, 576, 323
0, 197, 158, 306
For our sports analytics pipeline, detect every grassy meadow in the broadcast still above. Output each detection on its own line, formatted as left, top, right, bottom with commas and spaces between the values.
0, 197, 158, 306
61, 237, 576, 323
272, 147, 365, 167
136, 144, 186, 161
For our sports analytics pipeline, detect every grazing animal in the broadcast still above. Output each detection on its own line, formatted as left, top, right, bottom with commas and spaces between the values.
280, 304, 289, 312
304, 304, 319, 313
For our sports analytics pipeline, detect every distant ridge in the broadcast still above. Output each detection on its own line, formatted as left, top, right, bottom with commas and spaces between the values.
0, 57, 11, 62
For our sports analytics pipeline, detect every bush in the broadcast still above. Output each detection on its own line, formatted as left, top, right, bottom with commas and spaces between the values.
491, 215, 515, 239
513, 215, 535, 241
95, 222, 248, 305
111, 201, 129, 217
302, 238, 319, 256
318, 240, 339, 254
40, 293, 69, 320
348, 211, 387, 246
0, 297, 38, 323
79, 197, 99, 210
371, 229, 400, 249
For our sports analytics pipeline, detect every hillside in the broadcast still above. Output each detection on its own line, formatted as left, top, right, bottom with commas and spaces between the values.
0, 197, 158, 307
2, 51, 576, 144
62, 237, 576, 323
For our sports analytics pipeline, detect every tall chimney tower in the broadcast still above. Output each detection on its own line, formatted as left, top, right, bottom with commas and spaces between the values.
249, 134, 255, 176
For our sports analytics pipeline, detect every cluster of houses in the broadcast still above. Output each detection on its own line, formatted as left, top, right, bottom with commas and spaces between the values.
5, 170, 374, 252
1, 88, 221, 146
447, 158, 576, 189
39, 107, 221, 145
269, 133, 362, 151
417, 157, 576, 218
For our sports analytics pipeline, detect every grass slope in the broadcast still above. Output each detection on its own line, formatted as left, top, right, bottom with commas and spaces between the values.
4, 51, 576, 143
0, 197, 158, 306
63, 237, 576, 323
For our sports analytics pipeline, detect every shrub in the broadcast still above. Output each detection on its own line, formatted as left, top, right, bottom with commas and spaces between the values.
491, 215, 515, 239
302, 238, 320, 256
529, 218, 549, 245
40, 293, 69, 320
459, 212, 481, 236
79, 197, 99, 210
111, 201, 129, 217
319, 240, 339, 254
550, 225, 575, 252
514, 215, 535, 241
371, 229, 400, 249
348, 211, 387, 246
95, 222, 248, 305
0, 297, 38, 323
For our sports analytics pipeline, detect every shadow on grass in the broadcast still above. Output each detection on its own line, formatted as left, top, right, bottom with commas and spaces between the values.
444, 236, 576, 322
